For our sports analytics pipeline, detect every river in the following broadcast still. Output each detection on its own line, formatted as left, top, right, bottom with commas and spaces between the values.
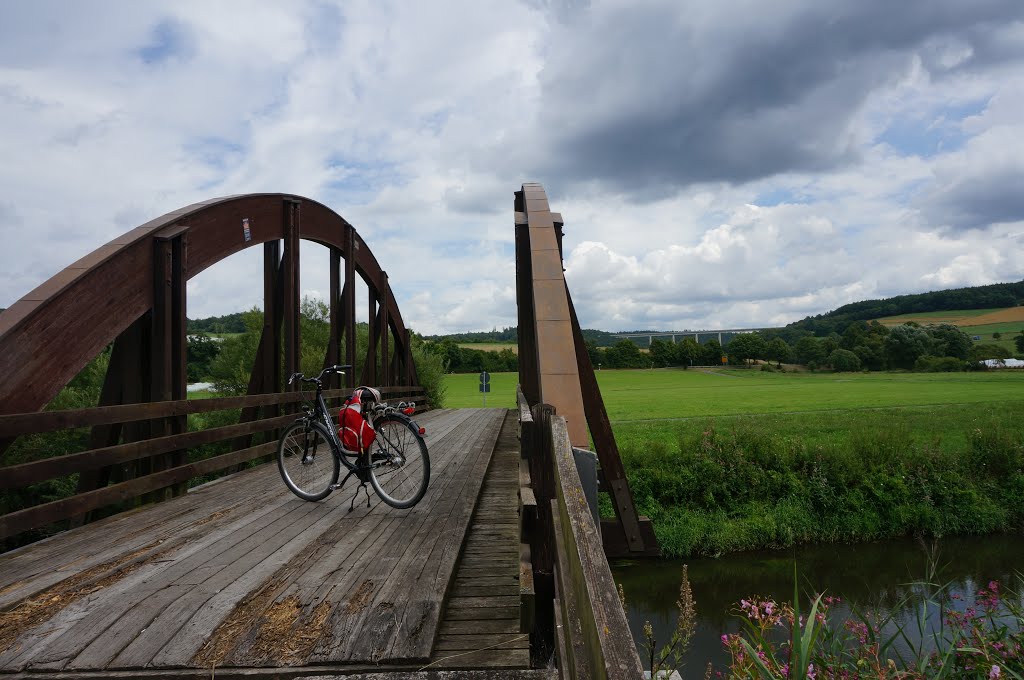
612, 533, 1024, 677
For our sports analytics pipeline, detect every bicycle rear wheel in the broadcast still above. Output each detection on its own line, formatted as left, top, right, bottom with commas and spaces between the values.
368, 415, 430, 509
278, 420, 340, 501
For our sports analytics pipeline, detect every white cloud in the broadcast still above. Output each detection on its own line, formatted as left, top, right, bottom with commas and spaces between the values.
1, 0, 1023, 339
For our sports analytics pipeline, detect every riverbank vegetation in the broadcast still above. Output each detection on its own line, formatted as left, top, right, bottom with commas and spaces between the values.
619, 403, 1024, 558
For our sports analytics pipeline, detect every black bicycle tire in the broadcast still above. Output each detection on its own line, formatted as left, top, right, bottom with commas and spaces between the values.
277, 420, 340, 501
367, 415, 430, 509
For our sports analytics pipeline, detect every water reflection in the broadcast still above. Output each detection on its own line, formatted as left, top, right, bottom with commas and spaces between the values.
612, 534, 1024, 678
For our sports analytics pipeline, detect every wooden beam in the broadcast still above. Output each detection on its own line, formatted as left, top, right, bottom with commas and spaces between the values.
344, 225, 357, 389
515, 210, 539, 407
326, 246, 342, 387
283, 200, 301, 386
365, 285, 377, 386
0, 441, 278, 540
565, 284, 650, 555
0, 386, 423, 438
380, 271, 390, 386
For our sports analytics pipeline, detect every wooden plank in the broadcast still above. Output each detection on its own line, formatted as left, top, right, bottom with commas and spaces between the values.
434, 634, 529, 650
1, 413, 295, 489
0, 486, 299, 670
429, 648, 530, 669
0, 386, 424, 437
549, 416, 644, 679
0, 441, 278, 539
443, 606, 520, 621
345, 410, 505, 662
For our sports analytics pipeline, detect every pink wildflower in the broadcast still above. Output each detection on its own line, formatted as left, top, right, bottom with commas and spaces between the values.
990, 665, 1001, 679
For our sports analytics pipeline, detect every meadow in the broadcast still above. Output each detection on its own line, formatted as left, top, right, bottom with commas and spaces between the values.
442, 368, 1024, 557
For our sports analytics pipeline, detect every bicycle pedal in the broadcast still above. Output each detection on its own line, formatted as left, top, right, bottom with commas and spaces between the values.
329, 483, 343, 490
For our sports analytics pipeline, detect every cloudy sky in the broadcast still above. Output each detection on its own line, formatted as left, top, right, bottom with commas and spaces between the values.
2, 0, 1023, 335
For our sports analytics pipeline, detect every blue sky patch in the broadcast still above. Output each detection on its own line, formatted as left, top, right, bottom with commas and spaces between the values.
876, 99, 988, 158
138, 18, 193, 65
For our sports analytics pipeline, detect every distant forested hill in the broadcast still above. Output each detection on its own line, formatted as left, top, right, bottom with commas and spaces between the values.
187, 312, 248, 334
425, 326, 621, 347
785, 281, 1024, 337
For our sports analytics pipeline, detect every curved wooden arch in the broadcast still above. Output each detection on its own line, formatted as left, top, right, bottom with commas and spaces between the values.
0, 193, 417, 415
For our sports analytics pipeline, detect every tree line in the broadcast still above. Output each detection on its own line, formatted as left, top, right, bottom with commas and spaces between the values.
784, 280, 1024, 338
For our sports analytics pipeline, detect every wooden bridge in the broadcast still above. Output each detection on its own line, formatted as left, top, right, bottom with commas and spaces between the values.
0, 184, 657, 679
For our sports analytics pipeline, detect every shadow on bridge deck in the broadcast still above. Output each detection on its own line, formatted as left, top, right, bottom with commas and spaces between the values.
0, 408, 538, 678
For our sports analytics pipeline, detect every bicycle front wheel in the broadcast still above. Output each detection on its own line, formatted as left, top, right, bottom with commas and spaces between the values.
278, 420, 340, 501
368, 415, 430, 509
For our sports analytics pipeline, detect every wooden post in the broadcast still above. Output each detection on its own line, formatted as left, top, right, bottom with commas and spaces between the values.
344, 226, 357, 389
283, 200, 301, 388
403, 329, 413, 387
515, 214, 540, 407
327, 246, 341, 384
149, 226, 188, 500
380, 271, 390, 387
365, 285, 377, 386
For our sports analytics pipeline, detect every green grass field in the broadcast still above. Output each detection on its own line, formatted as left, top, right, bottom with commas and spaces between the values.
443, 368, 1024, 419
442, 368, 1024, 557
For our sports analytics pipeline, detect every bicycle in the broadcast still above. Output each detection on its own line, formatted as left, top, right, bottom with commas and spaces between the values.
276, 364, 430, 510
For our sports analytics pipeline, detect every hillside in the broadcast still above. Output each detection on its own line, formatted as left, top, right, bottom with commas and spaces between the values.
784, 281, 1024, 337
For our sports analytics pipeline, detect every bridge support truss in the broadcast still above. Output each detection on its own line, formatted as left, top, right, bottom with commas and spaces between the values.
515, 183, 659, 558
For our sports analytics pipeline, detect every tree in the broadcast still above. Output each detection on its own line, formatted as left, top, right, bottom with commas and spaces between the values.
649, 338, 675, 367
794, 336, 827, 366
186, 333, 221, 382
767, 337, 792, 367
726, 334, 756, 366
828, 348, 861, 372
884, 324, 931, 369
993, 332, 1002, 340
675, 338, 701, 366
924, 323, 972, 360
208, 308, 263, 394
1016, 332, 1024, 354
700, 340, 724, 366
606, 340, 645, 368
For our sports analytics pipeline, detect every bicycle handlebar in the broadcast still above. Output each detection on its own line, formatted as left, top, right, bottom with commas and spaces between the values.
287, 364, 352, 386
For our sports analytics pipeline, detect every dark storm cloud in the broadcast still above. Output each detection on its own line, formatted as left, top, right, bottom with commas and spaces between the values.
531, 0, 1024, 193
927, 165, 1024, 231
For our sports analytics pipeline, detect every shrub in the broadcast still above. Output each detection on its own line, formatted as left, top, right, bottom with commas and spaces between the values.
914, 355, 966, 372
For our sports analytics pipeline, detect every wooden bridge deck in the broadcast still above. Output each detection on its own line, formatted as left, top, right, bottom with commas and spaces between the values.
0, 408, 532, 678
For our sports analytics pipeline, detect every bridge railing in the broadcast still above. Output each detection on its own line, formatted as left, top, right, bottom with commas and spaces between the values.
519, 387, 643, 679
0, 386, 426, 544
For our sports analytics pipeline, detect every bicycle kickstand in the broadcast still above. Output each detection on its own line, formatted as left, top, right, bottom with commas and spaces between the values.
348, 483, 371, 512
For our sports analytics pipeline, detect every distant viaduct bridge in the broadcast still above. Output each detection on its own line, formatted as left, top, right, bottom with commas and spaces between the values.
0, 184, 650, 678
614, 328, 772, 346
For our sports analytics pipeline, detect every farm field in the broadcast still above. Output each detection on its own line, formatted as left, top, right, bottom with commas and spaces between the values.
876, 305, 1024, 328
875, 308, 1001, 324
456, 342, 518, 353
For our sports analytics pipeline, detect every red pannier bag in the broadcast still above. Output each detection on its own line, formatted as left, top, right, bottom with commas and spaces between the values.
338, 397, 375, 453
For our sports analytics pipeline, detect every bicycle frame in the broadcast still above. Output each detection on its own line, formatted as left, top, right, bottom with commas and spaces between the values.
307, 386, 363, 477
